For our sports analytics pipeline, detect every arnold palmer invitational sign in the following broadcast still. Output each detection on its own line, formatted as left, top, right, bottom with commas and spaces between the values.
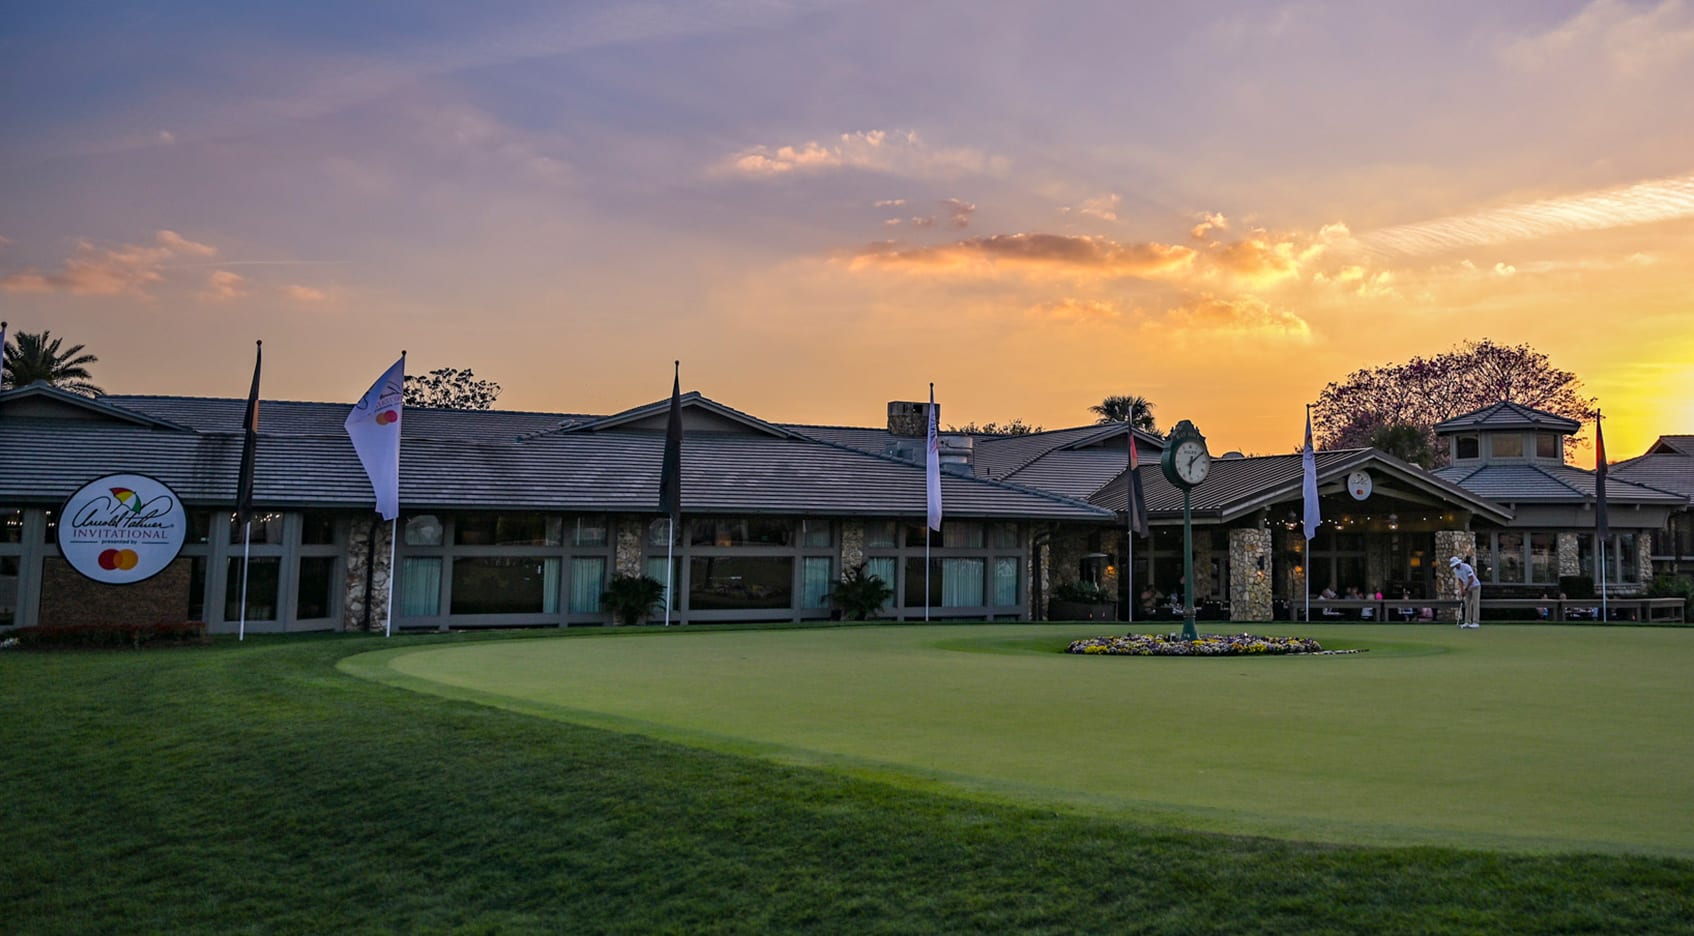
58, 473, 188, 585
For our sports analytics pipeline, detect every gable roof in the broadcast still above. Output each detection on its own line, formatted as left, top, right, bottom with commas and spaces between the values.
1091, 449, 1514, 524
1434, 461, 1685, 506
1435, 401, 1582, 434
105, 394, 578, 442
0, 383, 193, 431
975, 423, 1165, 484
1643, 435, 1694, 457
558, 391, 796, 439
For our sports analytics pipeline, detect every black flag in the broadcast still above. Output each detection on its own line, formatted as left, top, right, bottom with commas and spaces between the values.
658, 361, 683, 522
1595, 409, 1609, 541
236, 340, 262, 527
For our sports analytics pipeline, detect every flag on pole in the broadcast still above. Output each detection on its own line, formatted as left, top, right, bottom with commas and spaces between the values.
0, 321, 8, 389
1126, 431, 1149, 538
1595, 409, 1609, 541
926, 384, 942, 532
345, 355, 405, 521
1301, 408, 1321, 541
235, 341, 262, 528
659, 361, 683, 522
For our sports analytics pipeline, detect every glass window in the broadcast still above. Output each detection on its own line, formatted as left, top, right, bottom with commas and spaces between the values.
941, 558, 985, 606
186, 512, 212, 545
904, 558, 940, 607
1496, 533, 1525, 583
647, 519, 679, 547
1576, 533, 1594, 580
1617, 533, 1638, 583
1455, 435, 1480, 459
1530, 533, 1557, 584
231, 512, 284, 545
1491, 434, 1524, 458
0, 508, 22, 544
454, 513, 561, 546
865, 557, 897, 598
451, 557, 559, 614
1536, 433, 1560, 459
1475, 539, 1495, 584
0, 555, 18, 626
646, 557, 681, 610
989, 523, 1019, 549
907, 521, 982, 548
802, 557, 832, 608
689, 517, 793, 547
864, 521, 897, 549
404, 514, 445, 547
301, 512, 337, 545
224, 557, 280, 621
801, 519, 832, 548
400, 557, 442, 616
570, 516, 608, 548
993, 558, 1020, 606
689, 556, 793, 609
188, 556, 207, 621
569, 557, 605, 613
296, 556, 337, 619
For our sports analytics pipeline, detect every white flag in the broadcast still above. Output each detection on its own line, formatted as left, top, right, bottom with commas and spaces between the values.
926, 384, 942, 531
1301, 409, 1320, 541
345, 356, 405, 521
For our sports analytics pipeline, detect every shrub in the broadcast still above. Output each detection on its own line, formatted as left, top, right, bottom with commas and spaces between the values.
1648, 573, 1694, 601
10, 621, 208, 650
828, 564, 893, 620
601, 574, 666, 626
1052, 580, 1111, 604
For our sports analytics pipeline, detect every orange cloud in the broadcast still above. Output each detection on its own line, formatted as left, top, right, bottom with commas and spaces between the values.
1163, 294, 1311, 340
723, 129, 1009, 179
202, 270, 249, 301
1, 230, 217, 297
1191, 212, 1229, 239
1026, 298, 1125, 322
849, 233, 1197, 280
283, 284, 329, 302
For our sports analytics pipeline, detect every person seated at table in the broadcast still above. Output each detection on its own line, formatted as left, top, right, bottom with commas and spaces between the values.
1319, 585, 1338, 600
1138, 586, 1158, 615
1537, 591, 1552, 620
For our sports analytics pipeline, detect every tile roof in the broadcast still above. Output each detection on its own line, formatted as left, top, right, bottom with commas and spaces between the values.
1609, 454, 1694, 499
1433, 462, 1685, 505
1434, 401, 1581, 434
102, 394, 584, 443
1644, 435, 1694, 456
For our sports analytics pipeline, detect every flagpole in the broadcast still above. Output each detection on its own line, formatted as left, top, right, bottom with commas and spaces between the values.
1598, 541, 1608, 622
238, 521, 251, 641
665, 517, 674, 627
384, 517, 396, 638
925, 526, 931, 623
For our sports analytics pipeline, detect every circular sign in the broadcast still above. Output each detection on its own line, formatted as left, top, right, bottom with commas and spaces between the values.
1347, 469, 1373, 501
58, 473, 189, 584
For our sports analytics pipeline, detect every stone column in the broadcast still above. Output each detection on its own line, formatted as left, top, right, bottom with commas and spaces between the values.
614, 516, 645, 579
342, 516, 395, 633
1192, 535, 1216, 601
1229, 528, 1273, 622
840, 519, 865, 572
1556, 532, 1580, 579
1637, 534, 1655, 590
1433, 530, 1477, 622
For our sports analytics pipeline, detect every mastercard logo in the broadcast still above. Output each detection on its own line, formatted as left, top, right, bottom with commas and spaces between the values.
98, 548, 140, 571
375, 409, 399, 425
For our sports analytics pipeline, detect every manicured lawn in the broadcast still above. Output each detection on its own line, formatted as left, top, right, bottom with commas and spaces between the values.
354, 623, 1694, 856
2, 626, 1691, 934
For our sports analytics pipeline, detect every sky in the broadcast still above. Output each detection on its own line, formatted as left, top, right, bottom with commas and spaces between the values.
4, 0, 1693, 458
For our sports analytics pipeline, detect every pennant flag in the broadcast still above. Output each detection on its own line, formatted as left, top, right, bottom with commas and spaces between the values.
1595, 409, 1609, 541
659, 361, 683, 522
1301, 408, 1321, 541
345, 355, 405, 521
235, 341, 262, 527
926, 384, 942, 531
0, 320, 8, 389
1126, 431, 1149, 538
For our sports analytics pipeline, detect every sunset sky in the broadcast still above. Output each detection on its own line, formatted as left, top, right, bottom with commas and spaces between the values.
4, 0, 1693, 457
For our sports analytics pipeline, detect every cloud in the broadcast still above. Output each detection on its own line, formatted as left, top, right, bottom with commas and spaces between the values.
1205, 231, 1306, 287
283, 284, 330, 302
1162, 294, 1311, 340
1191, 212, 1229, 239
1026, 298, 1125, 323
1076, 193, 1121, 222
1352, 171, 1694, 256
202, 270, 249, 301
940, 198, 976, 228
1, 229, 218, 296
723, 129, 1010, 179
849, 233, 1197, 280
874, 198, 906, 208
1504, 0, 1694, 78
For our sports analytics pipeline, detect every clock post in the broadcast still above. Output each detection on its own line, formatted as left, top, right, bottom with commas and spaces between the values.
1159, 420, 1211, 640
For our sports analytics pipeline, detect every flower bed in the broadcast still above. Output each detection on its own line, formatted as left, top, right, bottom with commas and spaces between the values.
1066, 632, 1363, 656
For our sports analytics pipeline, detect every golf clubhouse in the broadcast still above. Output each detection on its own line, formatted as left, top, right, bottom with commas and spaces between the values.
1, 384, 1686, 633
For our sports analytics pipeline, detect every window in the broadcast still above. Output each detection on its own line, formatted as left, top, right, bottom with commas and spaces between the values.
1529, 533, 1557, 584
801, 519, 833, 548
400, 558, 442, 617
863, 521, 897, 549
0, 555, 18, 626
865, 557, 897, 594
802, 557, 832, 609
405, 514, 445, 546
296, 556, 337, 619
904, 558, 984, 607
450, 557, 559, 614
1536, 433, 1560, 459
0, 508, 21, 544
455, 513, 561, 546
1491, 434, 1524, 458
301, 512, 337, 545
689, 556, 793, 609
570, 516, 608, 547
568, 557, 605, 613
1496, 533, 1524, 583
231, 512, 284, 545
224, 557, 280, 621
989, 523, 1019, 549
1455, 435, 1480, 459
689, 517, 793, 547
993, 558, 1020, 606
907, 521, 981, 548
647, 557, 681, 610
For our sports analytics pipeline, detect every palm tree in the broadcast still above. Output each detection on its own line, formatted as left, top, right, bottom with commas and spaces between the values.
1089, 394, 1157, 433
2, 330, 104, 396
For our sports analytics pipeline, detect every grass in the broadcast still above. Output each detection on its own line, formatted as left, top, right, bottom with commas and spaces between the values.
0, 626, 1690, 934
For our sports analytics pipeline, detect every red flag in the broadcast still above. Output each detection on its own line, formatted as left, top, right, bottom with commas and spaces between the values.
1595, 410, 1609, 541
1126, 433, 1148, 538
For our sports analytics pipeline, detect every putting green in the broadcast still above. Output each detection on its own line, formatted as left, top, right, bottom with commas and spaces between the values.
342, 623, 1694, 856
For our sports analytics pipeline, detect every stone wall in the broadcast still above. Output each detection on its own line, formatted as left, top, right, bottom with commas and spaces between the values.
840, 520, 865, 573
1637, 534, 1655, 589
38, 557, 192, 628
1557, 532, 1581, 577
614, 516, 645, 578
1229, 528, 1272, 622
343, 517, 394, 633
1433, 529, 1477, 622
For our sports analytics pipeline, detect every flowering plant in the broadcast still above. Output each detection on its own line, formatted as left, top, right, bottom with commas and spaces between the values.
1066, 633, 1362, 656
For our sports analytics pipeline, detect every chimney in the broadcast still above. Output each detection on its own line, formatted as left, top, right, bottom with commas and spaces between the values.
887, 401, 930, 437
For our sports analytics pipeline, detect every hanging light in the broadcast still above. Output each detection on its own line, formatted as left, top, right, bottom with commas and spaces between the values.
1387, 513, 1400, 530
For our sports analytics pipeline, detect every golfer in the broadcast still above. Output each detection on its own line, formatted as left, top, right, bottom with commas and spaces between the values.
1450, 555, 1481, 628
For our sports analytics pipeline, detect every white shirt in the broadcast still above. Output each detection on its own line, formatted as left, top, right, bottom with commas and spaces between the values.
1452, 561, 1481, 590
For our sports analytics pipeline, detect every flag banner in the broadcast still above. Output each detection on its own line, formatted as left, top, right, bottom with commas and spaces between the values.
1595, 410, 1609, 541
235, 341, 262, 527
659, 362, 683, 521
926, 384, 942, 531
345, 355, 405, 521
1302, 409, 1321, 541
0, 320, 8, 388
1127, 432, 1149, 538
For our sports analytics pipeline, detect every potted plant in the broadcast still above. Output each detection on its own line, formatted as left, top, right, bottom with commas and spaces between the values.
601, 574, 666, 626
828, 563, 894, 620
1049, 580, 1116, 621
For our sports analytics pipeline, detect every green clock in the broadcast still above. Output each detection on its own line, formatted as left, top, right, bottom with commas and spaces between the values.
1160, 420, 1211, 489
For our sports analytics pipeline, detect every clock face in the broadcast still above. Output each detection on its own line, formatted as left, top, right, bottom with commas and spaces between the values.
1175, 440, 1211, 484
1347, 469, 1372, 501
